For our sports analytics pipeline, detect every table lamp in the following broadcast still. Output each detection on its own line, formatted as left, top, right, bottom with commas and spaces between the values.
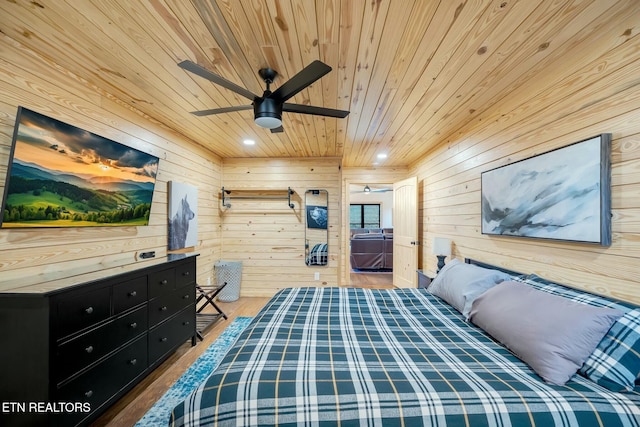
432, 237, 452, 273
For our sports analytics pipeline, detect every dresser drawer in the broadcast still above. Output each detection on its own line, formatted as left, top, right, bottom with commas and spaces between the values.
113, 276, 147, 313
175, 261, 195, 287
55, 286, 111, 339
56, 334, 147, 425
148, 284, 194, 327
149, 306, 195, 364
112, 305, 148, 344
55, 306, 148, 383
149, 267, 176, 298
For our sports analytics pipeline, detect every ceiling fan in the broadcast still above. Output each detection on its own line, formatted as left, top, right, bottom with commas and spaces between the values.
351, 185, 393, 194
178, 60, 350, 133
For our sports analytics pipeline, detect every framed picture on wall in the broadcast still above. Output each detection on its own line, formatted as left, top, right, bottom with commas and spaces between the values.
481, 134, 611, 246
306, 205, 328, 229
168, 181, 198, 250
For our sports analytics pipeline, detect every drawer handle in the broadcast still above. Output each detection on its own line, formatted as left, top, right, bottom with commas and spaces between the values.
130, 322, 138, 329
184, 271, 190, 276
161, 279, 168, 285
161, 306, 168, 311
184, 321, 190, 326
160, 337, 167, 342
129, 291, 137, 297
183, 294, 190, 299
85, 390, 93, 398
85, 307, 94, 315
130, 358, 137, 365
85, 345, 94, 354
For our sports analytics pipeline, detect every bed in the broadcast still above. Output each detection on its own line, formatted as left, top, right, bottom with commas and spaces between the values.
170, 260, 640, 426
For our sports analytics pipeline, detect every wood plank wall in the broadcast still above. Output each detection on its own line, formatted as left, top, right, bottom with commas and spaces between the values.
411, 24, 640, 304
220, 157, 341, 297
0, 38, 222, 293
1, 2, 638, 306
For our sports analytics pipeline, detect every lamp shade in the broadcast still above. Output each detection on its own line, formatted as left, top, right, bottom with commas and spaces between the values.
431, 237, 451, 256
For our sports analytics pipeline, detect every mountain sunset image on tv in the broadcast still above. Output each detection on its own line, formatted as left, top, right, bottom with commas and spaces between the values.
0, 107, 160, 228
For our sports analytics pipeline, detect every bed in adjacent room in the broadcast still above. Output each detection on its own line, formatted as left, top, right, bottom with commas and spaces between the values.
170, 260, 640, 426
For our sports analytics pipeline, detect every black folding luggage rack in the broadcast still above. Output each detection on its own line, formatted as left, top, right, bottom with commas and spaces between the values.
195, 281, 228, 340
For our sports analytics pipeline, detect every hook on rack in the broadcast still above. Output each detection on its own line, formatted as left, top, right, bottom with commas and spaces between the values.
287, 187, 294, 209
221, 187, 232, 208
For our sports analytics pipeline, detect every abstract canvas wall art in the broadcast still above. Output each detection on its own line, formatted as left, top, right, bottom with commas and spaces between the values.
168, 181, 198, 250
481, 134, 611, 245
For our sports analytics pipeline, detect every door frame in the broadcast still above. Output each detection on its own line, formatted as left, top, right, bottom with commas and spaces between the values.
342, 179, 393, 286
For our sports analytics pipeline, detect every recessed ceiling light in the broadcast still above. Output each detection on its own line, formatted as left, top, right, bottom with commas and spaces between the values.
243, 139, 255, 146
377, 153, 387, 159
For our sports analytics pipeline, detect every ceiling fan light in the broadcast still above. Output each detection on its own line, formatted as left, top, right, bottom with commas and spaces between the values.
254, 97, 283, 129
254, 115, 282, 129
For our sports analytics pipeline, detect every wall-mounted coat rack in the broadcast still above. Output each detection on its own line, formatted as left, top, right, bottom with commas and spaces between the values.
221, 187, 295, 209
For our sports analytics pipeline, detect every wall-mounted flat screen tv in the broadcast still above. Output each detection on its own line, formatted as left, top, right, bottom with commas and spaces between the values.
0, 107, 160, 228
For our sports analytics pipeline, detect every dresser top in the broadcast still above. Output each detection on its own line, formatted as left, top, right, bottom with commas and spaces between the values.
0, 253, 199, 295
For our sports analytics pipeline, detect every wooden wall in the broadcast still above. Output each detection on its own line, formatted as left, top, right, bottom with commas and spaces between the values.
220, 157, 341, 297
2, 2, 638, 306
411, 26, 640, 304
0, 39, 222, 293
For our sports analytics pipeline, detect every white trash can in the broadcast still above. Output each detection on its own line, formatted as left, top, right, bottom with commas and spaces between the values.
215, 260, 243, 302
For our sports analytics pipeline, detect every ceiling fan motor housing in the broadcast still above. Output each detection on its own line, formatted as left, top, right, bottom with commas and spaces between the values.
254, 96, 283, 128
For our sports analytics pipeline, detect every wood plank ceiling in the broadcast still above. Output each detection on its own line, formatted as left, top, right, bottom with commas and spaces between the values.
1, 0, 636, 167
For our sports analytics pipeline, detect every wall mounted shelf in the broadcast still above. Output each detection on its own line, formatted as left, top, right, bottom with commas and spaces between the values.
221, 187, 295, 209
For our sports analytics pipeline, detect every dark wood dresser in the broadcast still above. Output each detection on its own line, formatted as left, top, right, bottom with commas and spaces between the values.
0, 254, 197, 426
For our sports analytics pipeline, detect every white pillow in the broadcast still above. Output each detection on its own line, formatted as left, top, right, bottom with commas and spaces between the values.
428, 259, 511, 318
427, 258, 461, 290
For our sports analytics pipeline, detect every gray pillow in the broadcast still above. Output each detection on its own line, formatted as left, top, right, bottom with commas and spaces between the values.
469, 281, 624, 386
428, 259, 511, 318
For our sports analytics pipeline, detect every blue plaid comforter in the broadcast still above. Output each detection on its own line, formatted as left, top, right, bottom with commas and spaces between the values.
170, 287, 640, 426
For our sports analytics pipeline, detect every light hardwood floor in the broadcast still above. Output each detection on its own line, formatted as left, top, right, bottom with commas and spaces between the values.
349, 270, 394, 288
92, 274, 394, 426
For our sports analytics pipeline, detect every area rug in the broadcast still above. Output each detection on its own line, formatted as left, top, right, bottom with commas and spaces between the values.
135, 316, 253, 427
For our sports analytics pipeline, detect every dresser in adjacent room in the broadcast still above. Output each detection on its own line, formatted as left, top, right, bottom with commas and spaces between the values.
0, 254, 198, 426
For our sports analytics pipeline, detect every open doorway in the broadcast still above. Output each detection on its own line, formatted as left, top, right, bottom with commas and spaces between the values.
347, 183, 394, 288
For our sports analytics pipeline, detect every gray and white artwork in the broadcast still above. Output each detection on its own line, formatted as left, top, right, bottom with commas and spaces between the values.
481, 135, 610, 245
168, 181, 198, 250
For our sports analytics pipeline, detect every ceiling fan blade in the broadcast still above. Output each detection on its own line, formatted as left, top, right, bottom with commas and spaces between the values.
270, 60, 331, 102
270, 125, 284, 133
190, 105, 253, 116
283, 103, 350, 118
179, 60, 257, 101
